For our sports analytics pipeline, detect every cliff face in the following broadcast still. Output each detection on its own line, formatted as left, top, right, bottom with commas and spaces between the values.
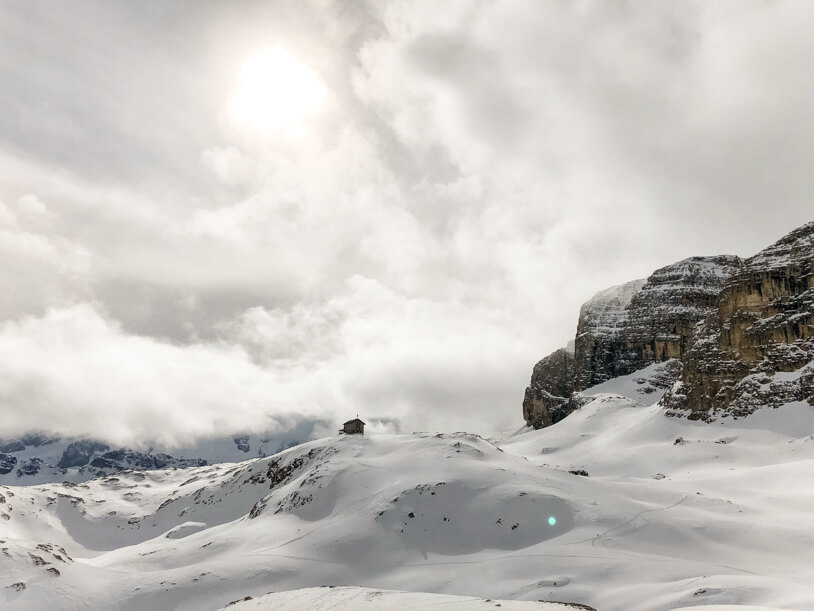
522, 348, 575, 428
663, 222, 814, 419
523, 222, 814, 429
571, 279, 646, 390
573, 256, 742, 391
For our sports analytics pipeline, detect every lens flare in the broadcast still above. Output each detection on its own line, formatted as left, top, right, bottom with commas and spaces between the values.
548, 516, 557, 526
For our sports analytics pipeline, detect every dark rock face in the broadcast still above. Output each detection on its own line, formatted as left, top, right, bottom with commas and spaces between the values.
16, 458, 45, 477
573, 256, 742, 391
571, 278, 646, 391
663, 222, 814, 420
57, 441, 110, 469
234, 436, 251, 453
522, 349, 576, 428
0, 434, 59, 454
88, 450, 207, 474
0, 440, 25, 453
524, 221, 814, 428
20, 433, 57, 447
524, 257, 741, 428
0, 453, 17, 475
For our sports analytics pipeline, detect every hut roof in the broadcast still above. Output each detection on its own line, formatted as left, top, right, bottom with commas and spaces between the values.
343, 418, 366, 425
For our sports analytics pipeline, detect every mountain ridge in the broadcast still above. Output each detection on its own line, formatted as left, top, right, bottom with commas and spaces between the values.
0, 433, 305, 485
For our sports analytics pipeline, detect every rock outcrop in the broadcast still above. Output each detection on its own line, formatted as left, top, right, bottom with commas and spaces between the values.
573, 256, 742, 391
524, 221, 814, 428
663, 222, 814, 419
0, 453, 17, 475
87, 450, 207, 476
17, 458, 47, 478
57, 441, 111, 469
0, 440, 26, 453
522, 348, 576, 428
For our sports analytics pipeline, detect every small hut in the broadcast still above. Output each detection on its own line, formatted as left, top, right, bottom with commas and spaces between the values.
340, 418, 365, 435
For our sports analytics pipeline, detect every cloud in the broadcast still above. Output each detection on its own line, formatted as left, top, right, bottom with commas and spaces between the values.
0, 1, 812, 444
0, 194, 91, 320
201, 146, 255, 187
0, 304, 328, 447
354, 1, 814, 257
0, 282, 528, 446
219, 275, 536, 434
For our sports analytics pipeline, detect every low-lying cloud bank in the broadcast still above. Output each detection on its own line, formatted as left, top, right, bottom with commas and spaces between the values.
0, 304, 298, 446
0, 279, 530, 446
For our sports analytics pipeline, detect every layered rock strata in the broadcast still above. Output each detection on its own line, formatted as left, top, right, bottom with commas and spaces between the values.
574, 255, 742, 391
524, 221, 814, 428
663, 222, 814, 419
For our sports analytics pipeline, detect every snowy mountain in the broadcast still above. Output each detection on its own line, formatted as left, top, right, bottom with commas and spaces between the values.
2, 375, 814, 610
0, 433, 305, 486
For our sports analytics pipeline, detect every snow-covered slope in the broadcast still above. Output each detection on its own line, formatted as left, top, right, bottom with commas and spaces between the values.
217, 586, 587, 610
3, 380, 814, 610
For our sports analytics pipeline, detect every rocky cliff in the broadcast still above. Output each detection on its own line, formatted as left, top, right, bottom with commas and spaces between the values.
524, 221, 814, 428
521, 348, 576, 428
663, 221, 814, 420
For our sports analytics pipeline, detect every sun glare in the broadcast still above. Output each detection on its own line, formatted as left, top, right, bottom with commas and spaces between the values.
228, 48, 326, 133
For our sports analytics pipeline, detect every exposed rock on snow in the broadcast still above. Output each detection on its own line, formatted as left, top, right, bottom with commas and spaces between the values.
0, 432, 308, 486
0, 441, 25, 454
574, 256, 741, 391
233, 436, 251, 453
0, 455, 16, 476
522, 348, 576, 428
57, 441, 110, 468
664, 221, 814, 420
89, 449, 207, 475
16, 458, 50, 478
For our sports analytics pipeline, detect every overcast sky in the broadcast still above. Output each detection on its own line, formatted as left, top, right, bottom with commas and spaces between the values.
1, 0, 812, 447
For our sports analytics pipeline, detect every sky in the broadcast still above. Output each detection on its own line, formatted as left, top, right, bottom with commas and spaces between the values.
1, 0, 812, 447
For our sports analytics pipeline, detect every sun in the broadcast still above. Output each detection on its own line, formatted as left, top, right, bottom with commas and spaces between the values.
228, 48, 327, 134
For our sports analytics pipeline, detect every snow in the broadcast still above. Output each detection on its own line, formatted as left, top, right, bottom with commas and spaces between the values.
585, 278, 646, 309
651, 256, 740, 280
721, 401, 814, 436
769, 363, 812, 384
218, 586, 580, 610
746, 221, 814, 270
578, 360, 678, 404
671, 607, 787, 611
578, 278, 646, 338
3, 392, 814, 610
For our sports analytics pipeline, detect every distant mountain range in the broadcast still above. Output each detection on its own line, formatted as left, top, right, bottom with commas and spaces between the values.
0, 433, 303, 485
